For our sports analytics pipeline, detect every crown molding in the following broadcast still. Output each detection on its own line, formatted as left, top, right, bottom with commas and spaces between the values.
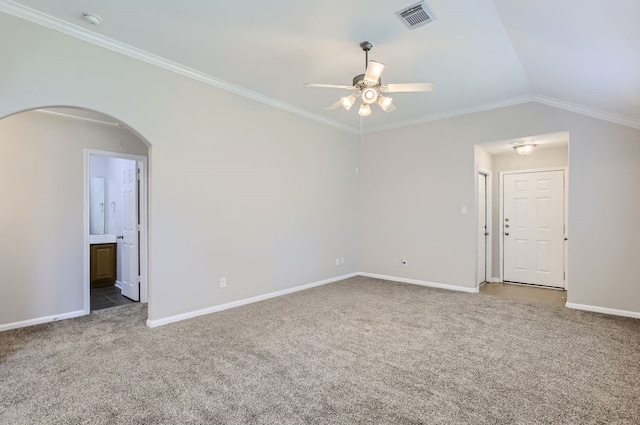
532, 95, 640, 130
3, 1, 638, 134
0, 0, 355, 134
365, 95, 535, 133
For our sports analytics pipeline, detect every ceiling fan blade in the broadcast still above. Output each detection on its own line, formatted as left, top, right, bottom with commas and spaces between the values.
326, 100, 343, 110
381, 83, 434, 93
363, 61, 385, 84
305, 83, 355, 90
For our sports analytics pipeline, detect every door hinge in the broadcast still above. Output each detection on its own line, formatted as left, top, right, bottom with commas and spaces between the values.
137, 224, 141, 231
564, 272, 566, 280
137, 275, 141, 283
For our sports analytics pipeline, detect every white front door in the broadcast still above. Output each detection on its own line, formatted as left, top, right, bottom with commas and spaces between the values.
503, 170, 564, 288
477, 172, 488, 285
120, 162, 139, 301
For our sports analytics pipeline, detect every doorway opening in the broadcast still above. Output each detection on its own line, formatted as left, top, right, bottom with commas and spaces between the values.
475, 132, 569, 295
86, 151, 148, 312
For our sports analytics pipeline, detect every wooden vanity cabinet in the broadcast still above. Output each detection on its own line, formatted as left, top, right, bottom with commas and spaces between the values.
90, 243, 117, 288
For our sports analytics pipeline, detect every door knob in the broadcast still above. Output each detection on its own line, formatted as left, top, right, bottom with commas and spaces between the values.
505, 217, 510, 221
504, 224, 510, 228
564, 237, 568, 241
116, 235, 124, 240
505, 232, 510, 236
485, 232, 489, 236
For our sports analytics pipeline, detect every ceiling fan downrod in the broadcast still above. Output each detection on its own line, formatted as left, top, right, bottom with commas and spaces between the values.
360, 41, 373, 71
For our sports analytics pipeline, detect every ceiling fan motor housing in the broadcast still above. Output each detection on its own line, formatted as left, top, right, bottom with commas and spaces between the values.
352, 74, 380, 89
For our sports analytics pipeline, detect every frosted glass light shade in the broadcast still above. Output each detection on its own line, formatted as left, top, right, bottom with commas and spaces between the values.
377, 95, 393, 111
358, 103, 372, 117
341, 94, 357, 110
514, 144, 536, 156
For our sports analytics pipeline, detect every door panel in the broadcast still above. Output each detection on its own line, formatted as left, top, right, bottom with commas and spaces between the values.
477, 173, 487, 284
503, 170, 564, 288
120, 161, 139, 301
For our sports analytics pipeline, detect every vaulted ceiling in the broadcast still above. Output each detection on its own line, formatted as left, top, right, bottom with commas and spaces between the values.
2, 0, 639, 132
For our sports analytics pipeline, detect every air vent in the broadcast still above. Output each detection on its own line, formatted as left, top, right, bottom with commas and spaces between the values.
395, 1, 435, 30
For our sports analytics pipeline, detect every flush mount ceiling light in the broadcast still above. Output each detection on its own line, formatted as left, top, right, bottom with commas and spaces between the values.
511, 140, 537, 156
305, 41, 434, 117
81, 12, 102, 26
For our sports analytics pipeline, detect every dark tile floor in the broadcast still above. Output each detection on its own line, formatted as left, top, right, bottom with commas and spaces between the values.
91, 285, 137, 311
479, 281, 567, 307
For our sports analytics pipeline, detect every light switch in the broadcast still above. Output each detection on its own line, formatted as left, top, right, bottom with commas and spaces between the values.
461, 206, 468, 215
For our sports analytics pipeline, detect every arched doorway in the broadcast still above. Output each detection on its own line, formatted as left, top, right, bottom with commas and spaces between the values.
0, 106, 151, 331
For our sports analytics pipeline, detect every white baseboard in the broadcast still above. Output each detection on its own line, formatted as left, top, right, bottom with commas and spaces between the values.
492, 277, 501, 283
358, 272, 479, 293
146, 272, 359, 328
565, 302, 640, 319
115, 281, 122, 289
0, 309, 87, 332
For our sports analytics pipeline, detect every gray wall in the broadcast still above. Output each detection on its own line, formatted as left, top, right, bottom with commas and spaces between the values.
1, 12, 639, 327
0, 112, 147, 324
359, 103, 640, 313
0, 13, 359, 326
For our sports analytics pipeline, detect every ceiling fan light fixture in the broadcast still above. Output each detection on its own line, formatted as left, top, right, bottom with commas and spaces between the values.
341, 94, 357, 110
361, 87, 378, 104
377, 95, 393, 111
358, 103, 372, 117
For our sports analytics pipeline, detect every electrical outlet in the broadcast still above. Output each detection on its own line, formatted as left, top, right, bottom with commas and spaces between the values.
220, 277, 227, 288
335, 258, 340, 266
340, 257, 344, 264
402, 259, 408, 267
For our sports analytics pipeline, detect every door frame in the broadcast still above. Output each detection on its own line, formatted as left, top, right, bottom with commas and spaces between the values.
476, 169, 492, 288
499, 167, 568, 290
84, 149, 149, 313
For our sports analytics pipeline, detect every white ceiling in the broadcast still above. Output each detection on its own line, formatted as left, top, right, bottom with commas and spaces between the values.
2, 0, 639, 133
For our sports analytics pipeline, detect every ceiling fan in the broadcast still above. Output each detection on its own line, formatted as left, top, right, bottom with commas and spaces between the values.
305, 41, 434, 117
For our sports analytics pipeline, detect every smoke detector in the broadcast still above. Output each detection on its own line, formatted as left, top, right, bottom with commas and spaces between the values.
81, 12, 102, 26
396, 1, 436, 30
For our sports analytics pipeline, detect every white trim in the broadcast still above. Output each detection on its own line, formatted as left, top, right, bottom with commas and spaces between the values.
0, 310, 86, 332
146, 273, 358, 328
85, 149, 149, 315
492, 277, 501, 283
0, 0, 355, 134
566, 302, 640, 319
533, 95, 640, 130
358, 272, 479, 293
35, 109, 120, 127
2, 1, 639, 134
4, 0, 639, 134
366, 95, 535, 133
476, 168, 492, 288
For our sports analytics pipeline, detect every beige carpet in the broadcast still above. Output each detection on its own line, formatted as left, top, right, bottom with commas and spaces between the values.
1, 276, 639, 424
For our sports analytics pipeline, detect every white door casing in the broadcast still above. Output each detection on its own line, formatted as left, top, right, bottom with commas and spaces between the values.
503, 170, 564, 288
477, 172, 488, 285
120, 161, 139, 301
84, 150, 148, 314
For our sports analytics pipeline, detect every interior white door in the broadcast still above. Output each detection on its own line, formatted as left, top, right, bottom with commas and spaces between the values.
503, 170, 564, 288
477, 173, 487, 285
120, 161, 139, 301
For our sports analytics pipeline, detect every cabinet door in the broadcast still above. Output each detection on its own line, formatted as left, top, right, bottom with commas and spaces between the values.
91, 244, 117, 287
